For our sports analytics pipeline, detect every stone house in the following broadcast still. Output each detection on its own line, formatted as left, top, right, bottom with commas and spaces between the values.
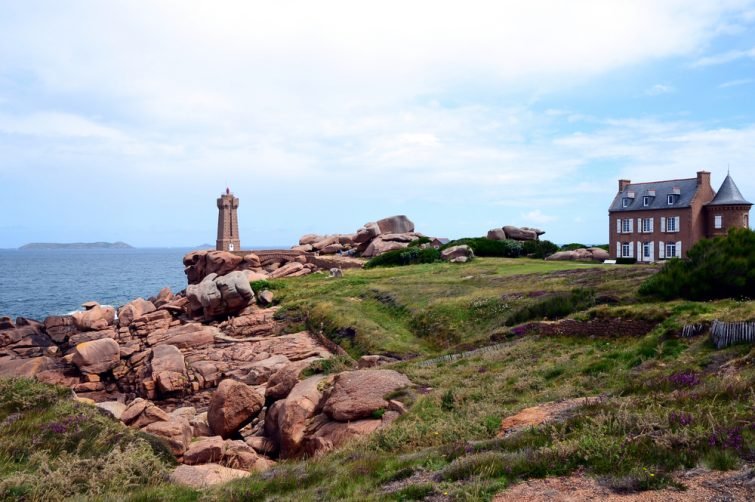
608, 171, 751, 261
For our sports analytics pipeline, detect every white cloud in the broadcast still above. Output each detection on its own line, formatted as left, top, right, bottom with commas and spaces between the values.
691, 47, 755, 67
645, 84, 675, 96
718, 78, 755, 88
0, 112, 127, 140
522, 209, 557, 225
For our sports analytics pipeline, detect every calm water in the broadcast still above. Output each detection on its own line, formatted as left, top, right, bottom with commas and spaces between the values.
0, 248, 192, 321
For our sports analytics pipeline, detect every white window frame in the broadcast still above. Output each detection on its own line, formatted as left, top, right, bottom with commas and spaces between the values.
621, 242, 630, 258
622, 198, 630, 208
642, 218, 653, 233
666, 217, 677, 232
666, 243, 676, 258
667, 194, 675, 205
714, 215, 722, 229
643, 196, 650, 207
621, 219, 631, 233
642, 242, 651, 259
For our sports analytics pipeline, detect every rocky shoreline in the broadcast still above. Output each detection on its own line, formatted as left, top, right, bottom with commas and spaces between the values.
0, 242, 415, 487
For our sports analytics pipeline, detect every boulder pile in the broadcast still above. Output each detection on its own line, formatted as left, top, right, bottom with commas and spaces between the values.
184, 250, 317, 285
0, 274, 415, 485
293, 215, 429, 258
546, 247, 610, 262
487, 225, 545, 242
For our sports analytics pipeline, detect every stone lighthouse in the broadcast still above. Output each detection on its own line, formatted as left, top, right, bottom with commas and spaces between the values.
216, 188, 240, 252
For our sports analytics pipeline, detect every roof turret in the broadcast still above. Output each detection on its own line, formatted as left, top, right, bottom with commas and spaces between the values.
707, 174, 752, 206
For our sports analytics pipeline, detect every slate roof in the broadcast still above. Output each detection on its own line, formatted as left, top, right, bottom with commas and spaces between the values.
706, 174, 752, 206
609, 178, 701, 212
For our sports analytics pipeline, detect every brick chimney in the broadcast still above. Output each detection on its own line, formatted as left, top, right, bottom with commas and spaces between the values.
697, 171, 711, 187
618, 179, 631, 192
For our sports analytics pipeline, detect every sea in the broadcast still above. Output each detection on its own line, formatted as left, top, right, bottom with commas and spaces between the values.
0, 248, 195, 321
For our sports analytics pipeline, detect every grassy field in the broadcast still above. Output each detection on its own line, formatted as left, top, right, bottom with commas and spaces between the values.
2, 258, 754, 501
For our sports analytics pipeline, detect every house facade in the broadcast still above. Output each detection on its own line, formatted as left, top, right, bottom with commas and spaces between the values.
608, 171, 751, 261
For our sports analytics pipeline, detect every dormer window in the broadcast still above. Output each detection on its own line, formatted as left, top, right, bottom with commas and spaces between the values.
667, 194, 675, 205
622, 198, 630, 208
643, 196, 651, 207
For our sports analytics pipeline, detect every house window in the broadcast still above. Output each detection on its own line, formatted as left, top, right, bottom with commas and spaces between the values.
621, 243, 630, 257
621, 219, 631, 233
667, 194, 675, 205
667, 217, 677, 232
643, 242, 651, 259
642, 218, 652, 233
643, 196, 650, 207
666, 243, 676, 258
622, 198, 630, 208
714, 215, 722, 229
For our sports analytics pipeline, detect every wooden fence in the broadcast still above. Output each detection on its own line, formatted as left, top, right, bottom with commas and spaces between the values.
710, 320, 755, 349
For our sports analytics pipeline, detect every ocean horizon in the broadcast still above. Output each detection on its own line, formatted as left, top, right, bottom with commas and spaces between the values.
0, 246, 286, 321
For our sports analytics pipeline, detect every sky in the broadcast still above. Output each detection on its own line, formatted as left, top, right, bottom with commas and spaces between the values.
1, 0, 754, 248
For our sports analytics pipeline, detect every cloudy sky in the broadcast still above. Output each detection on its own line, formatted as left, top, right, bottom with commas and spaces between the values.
1, 0, 754, 248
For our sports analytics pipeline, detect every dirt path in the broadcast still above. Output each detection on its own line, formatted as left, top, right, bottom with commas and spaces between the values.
493, 466, 754, 501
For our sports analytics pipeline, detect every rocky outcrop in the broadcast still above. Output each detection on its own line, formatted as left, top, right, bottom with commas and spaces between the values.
71, 338, 120, 374
72, 304, 115, 331
207, 379, 264, 438
186, 271, 255, 319
502, 225, 542, 241
143, 418, 193, 455
441, 245, 474, 263
118, 298, 156, 328
294, 215, 439, 259
170, 463, 250, 488
546, 247, 609, 262
322, 369, 411, 421
150, 344, 188, 394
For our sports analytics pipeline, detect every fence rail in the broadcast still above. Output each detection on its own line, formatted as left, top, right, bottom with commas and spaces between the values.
711, 320, 755, 349
417, 342, 511, 367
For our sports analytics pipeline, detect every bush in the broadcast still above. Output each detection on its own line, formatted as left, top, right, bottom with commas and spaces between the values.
616, 258, 638, 265
522, 240, 559, 259
639, 228, 755, 300
364, 247, 441, 268
560, 243, 588, 251
407, 237, 432, 248
250, 280, 273, 294
441, 238, 523, 258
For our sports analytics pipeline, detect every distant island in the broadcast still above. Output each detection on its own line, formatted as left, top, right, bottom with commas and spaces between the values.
19, 241, 133, 250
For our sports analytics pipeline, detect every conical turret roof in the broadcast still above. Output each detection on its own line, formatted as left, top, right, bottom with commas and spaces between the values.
707, 174, 752, 206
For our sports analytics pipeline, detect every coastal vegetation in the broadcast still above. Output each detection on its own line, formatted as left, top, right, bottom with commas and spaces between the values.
2, 255, 754, 500
640, 228, 755, 301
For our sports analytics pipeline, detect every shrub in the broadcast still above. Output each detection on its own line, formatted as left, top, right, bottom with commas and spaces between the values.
407, 237, 432, 248
441, 238, 523, 258
505, 288, 596, 326
522, 240, 559, 259
639, 228, 755, 300
560, 243, 588, 251
364, 247, 441, 268
616, 258, 638, 265
250, 280, 273, 294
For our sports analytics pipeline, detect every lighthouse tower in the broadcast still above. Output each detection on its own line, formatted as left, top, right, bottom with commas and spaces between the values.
216, 188, 240, 252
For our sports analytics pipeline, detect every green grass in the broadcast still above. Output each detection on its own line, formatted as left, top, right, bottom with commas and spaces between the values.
0, 378, 179, 501
3, 258, 754, 501
271, 258, 632, 356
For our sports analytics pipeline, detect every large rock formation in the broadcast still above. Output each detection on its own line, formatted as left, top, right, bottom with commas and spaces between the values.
295, 215, 439, 259
186, 271, 255, 319
546, 247, 610, 262
207, 379, 264, 438
487, 225, 546, 242
0, 264, 414, 475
